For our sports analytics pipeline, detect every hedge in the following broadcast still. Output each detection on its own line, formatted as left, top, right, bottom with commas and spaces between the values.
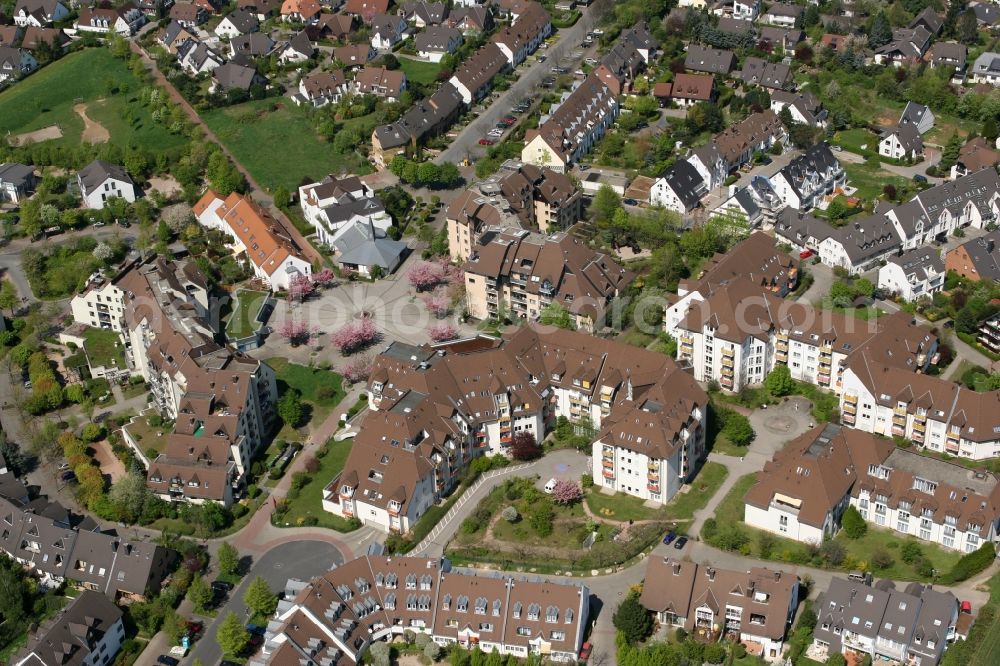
939, 542, 996, 584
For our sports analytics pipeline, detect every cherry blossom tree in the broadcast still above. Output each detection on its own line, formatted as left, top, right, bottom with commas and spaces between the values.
428, 322, 458, 342
277, 319, 317, 347
287, 274, 316, 302
331, 318, 380, 355
407, 261, 447, 292
421, 288, 451, 318
312, 268, 335, 288
552, 480, 583, 506
342, 354, 374, 384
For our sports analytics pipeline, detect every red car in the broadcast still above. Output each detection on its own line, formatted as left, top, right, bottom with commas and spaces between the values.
961, 600, 973, 614
501, 117, 517, 125
799, 249, 813, 259
579, 642, 593, 661
478, 138, 495, 146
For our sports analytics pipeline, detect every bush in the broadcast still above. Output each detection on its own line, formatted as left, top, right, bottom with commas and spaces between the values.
581, 473, 593, 488
703, 643, 726, 664
900, 541, 923, 564
841, 506, 867, 538
871, 548, 894, 570
613, 594, 653, 643
674, 627, 687, 642
940, 542, 996, 583
501, 506, 519, 522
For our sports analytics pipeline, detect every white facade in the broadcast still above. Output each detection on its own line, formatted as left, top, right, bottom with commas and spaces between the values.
79, 174, 137, 209
297, 177, 393, 247
744, 501, 831, 545
13, 1, 68, 27
879, 131, 920, 160
70, 279, 127, 332
877, 259, 944, 302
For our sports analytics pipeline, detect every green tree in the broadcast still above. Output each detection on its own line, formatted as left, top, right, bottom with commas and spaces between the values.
273, 186, 290, 209
187, 574, 214, 613
278, 389, 304, 428
157, 220, 172, 244
217, 542, 240, 576
108, 472, 150, 523
826, 654, 847, 666
764, 365, 794, 397
613, 594, 653, 644
842, 505, 868, 539
539, 302, 575, 330
958, 10, 979, 44
983, 117, 999, 141
721, 412, 755, 447
592, 184, 621, 226
0, 280, 18, 315
216, 611, 249, 657
245, 575, 278, 620
869, 12, 892, 49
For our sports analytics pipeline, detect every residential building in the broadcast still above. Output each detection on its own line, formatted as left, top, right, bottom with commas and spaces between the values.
980, 311, 1000, 353
354, 65, 407, 101
761, 2, 801, 26
12, 591, 124, 666
929, 41, 967, 74
12, 0, 68, 27
684, 44, 736, 74
277, 30, 314, 64
877, 248, 945, 302
717, 16, 755, 36
215, 8, 259, 37
945, 229, 1000, 282
874, 25, 931, 66
521, 73, 618, 172
0, 493, 174, 599
0, 162, 36, 203
770, 90, 827, 126
640, 558, 799, 660
370, 83, 463, 167
447, 4, 492, 33
309, 12, 354, 39
0, 25, 25, 48
768, 143, 844, 211
448, 42, 508, 104
774, 208, 902, 275
159, 20, 196, 53
910, 6, 943, 34
334, 43, 376, 69
75, 4, 146, 36
879, 123, 924, 161
973, 3, 1000, 28
177, 39, 224, 75
899, 101, 935, 135
951, 137, 1000, 179
77, 160, 137, 210
650, 159, 706, 213
370, 13, 408, 50
713, 186, 766, 228
345, 0, 389, 21
229, 32, 275, 59
813, 577, 958, 665
740, 57, 793, 90
665, 72, 715, 107
194, 190, 312, 291
280, 0, 320, 22
687, 111, 787, 189
399, 1, 448, 27
491, 1, 550, 67
759, 26, 804, 52
20, 25, 65, 52
463, 230, 630, 331
247, 556, 589, 664
210, 62, 267, 93
972, 52, 1000, 84
333, 219, 408, 276
169, 2, 208, 26
298, 174, 392, 247
0, 46, 36, 82
415, 24, 462, 61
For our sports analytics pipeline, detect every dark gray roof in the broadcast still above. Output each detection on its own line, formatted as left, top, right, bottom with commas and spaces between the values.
717, 16, 755, 35
954, 229, 1000, 281
776, 143, 840, 199
78, 160, 131, 191
323, 196, 385, 225
893, 167, 1000, 238
0, 162, 34, 187
14, 591, 123, 666
900, 101, 932, 128
401, 1, 447, 24
161, 19, 186, 45
882, 123, 924, 155
930, 41, 967, 69
759, 26, 804, 45
740, 57, 793, 90
888, 247, 943, 281
284, 30, 313, 57
732, 187, 761, 218
662, 159, 706, 210
973, 3, 1000, 26
414, 24, 460, 52
621, 21, 658, 51
221, 8, 259, 33
909, 6, 942, 33
775, 208, 901, 263
213, 62, 262, 91
973, 51, 1000, 76
230, 31, 273, 55
373, 81, 462, 148
684, 44, 735, 74
334, 220, 407, 269
765, 2, 803, 18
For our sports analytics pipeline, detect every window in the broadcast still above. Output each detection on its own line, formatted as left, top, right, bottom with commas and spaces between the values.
480, 622, 493, 631
517, 627, 531, 636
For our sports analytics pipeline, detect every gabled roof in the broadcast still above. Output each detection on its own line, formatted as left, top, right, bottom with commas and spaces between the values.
78, 160, 132, 192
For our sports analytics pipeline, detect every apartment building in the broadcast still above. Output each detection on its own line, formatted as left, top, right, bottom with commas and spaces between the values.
640, 558, 799, 660
840, 353, 1000, 460
876, 247, 945, 302
370, 82, 463, 167
12, 590, 124, 666
325, 328, 706, 531
775, 208, 902, 275
463, 230, 630, 331
979, 312, 1000, 354
247, 555, 589, 665
298, 174, 392, 247
104, 257, 278, 503
768, 143, 845, 211
521, 73, 619, 172
0, 494, 174, 600
490, 0, 550, 67
813, 578, 957, 665
193, 190, 312, 291
686, 111, 787, 190
945, 229, 1000, 282
650, 159, 707, 214
446, 159, 583, 261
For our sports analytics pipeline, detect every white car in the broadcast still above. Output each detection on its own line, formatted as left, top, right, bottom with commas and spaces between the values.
487, 129, 504, 137
544, 478, 557, 494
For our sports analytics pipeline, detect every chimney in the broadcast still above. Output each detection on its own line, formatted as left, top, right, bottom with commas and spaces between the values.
707, 567, 716, 582
672, 562, 681, 576
774, 571, 781, 582
749, 580, 755, 598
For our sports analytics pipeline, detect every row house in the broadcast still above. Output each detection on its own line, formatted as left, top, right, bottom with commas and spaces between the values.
640, 558, 799, 660
298, 174, 392, 247
876, 247, 945, 302
775, 207, 902, 275
768, 143, 844, 211
326, 327, 706, 531
491, 1, 550, 67
946, 229, 1000, 282
687, 111, 787, 190
813, 577, 957, 665
840, 353, 1000, 460
75, 4, 147, 36
194, 190, 312, 291
0, 493, 174, 600
13, 591, 125, 666
463, 229, 630, 331
248, 556, 589, 665
521, 73, 619, 172
370, 83, 463, 167
448, 42, 508, 104
593, 23, 657, 96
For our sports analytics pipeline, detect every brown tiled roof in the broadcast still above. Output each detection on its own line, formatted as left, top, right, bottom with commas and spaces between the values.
681, 231, 797, 295
669, 72, 714, 102
300, 69, 347, 98
355, 65, 406, 97
958, 137, 1000, 172
714, 110, 785, 163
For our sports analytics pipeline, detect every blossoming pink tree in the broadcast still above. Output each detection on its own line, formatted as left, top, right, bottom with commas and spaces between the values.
287, 274, 316, 302
277, 319, 318, 347
407, 261, 447, 292
342, 354, 374, 384
428, 322, 458, 342
331, 318, 380, 355
552, 480, 583, 506
312, 268, 335, 288
421, 288, 451, 318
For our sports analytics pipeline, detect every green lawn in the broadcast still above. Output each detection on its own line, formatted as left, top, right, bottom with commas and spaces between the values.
831, 128, 878, 156
123, 413, 172, 459
0, 48, 188, 155
585, 461, 728, 525
275, 437, 359, 531
714, 473, 757, 526
398, 57, 444, 85
266, 357, 345, 434
202, 100, 374, 191
844, 162, 912, 201
834, 527, 958, 582
226, 289, 269, 339
83, 326, 126, 369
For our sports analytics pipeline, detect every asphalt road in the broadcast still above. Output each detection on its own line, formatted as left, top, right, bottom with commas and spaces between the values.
434, 2, 608, 166
185, 540, 345, 665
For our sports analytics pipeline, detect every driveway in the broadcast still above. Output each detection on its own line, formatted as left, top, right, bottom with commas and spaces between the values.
434, 1, 610, 165
183, 540, 346, 665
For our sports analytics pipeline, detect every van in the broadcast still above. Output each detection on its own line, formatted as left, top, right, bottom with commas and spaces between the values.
848, 571, 871, 584
544, 478, 557, 493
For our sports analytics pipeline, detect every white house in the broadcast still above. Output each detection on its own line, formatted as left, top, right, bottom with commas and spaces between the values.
879, 124, 924, 160
277, 31, 313, 64
177, 39, 224, 75
877, 248, 945, 302
12, 0, 68, 27
77, 160, 137, 209
0, 47, 37, 83
972, 51, 1000, 85
414, 24, 462, 62
767, 143, 844, 211
214, 8, 259, 38
298, 174, 393, 246
12, 591, 125, 666
370, 13, 408, 51
650, 159, 706, 213
75, 5, 147, 36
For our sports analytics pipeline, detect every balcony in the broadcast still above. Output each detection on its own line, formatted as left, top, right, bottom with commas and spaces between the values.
894, 406, 908, 416
775, 350, 788, 363
647, 483, 660, 493
648, 470, 660, 482
912, 420, 925, 433
679, 342, 693, 355
892, 425, 905, 437
843, 402, 857, 415
842, 412, 856, 425
721, 356, 734, 369
722, 347, 735, 359
844, 394, 858, 404
818, 373, 831, 384
603, 468, 615, 479
720, 376, 734, 388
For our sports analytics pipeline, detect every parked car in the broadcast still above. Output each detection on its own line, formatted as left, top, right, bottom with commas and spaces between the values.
943, 319, 955, 329
212, 580, 234, 592
186, 620, 204, 637
93, 221, 105, 227
544, 478, 557, 493
799, 249, 813, 259
961, 600, 973, 614
914, 174, 928, 183
58, 462, 70, 471
117, 220, 131, 228
60, 471, 76, 482
22, 380, 31, 389
157, 657, 179, 666
673, 536, 688, 549
579, 641, 593, 661
478, 138, 495, 146
623, 198, 639, 206
538, 54, 547, 62
246, 623, 266, 636
662, 531, 676, 545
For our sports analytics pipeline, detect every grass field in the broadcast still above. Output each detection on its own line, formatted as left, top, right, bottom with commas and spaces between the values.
398, 57, 444, 85
844, 162, 912, 200
276, 437, 358, 531
83, 326, 126, 369
226, 289, 269, 339
0, 48, 188, 155
202, 100, 374, 191
832, 128, 878, 156
266, 357, 345, 436
585, 461, 728, 525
